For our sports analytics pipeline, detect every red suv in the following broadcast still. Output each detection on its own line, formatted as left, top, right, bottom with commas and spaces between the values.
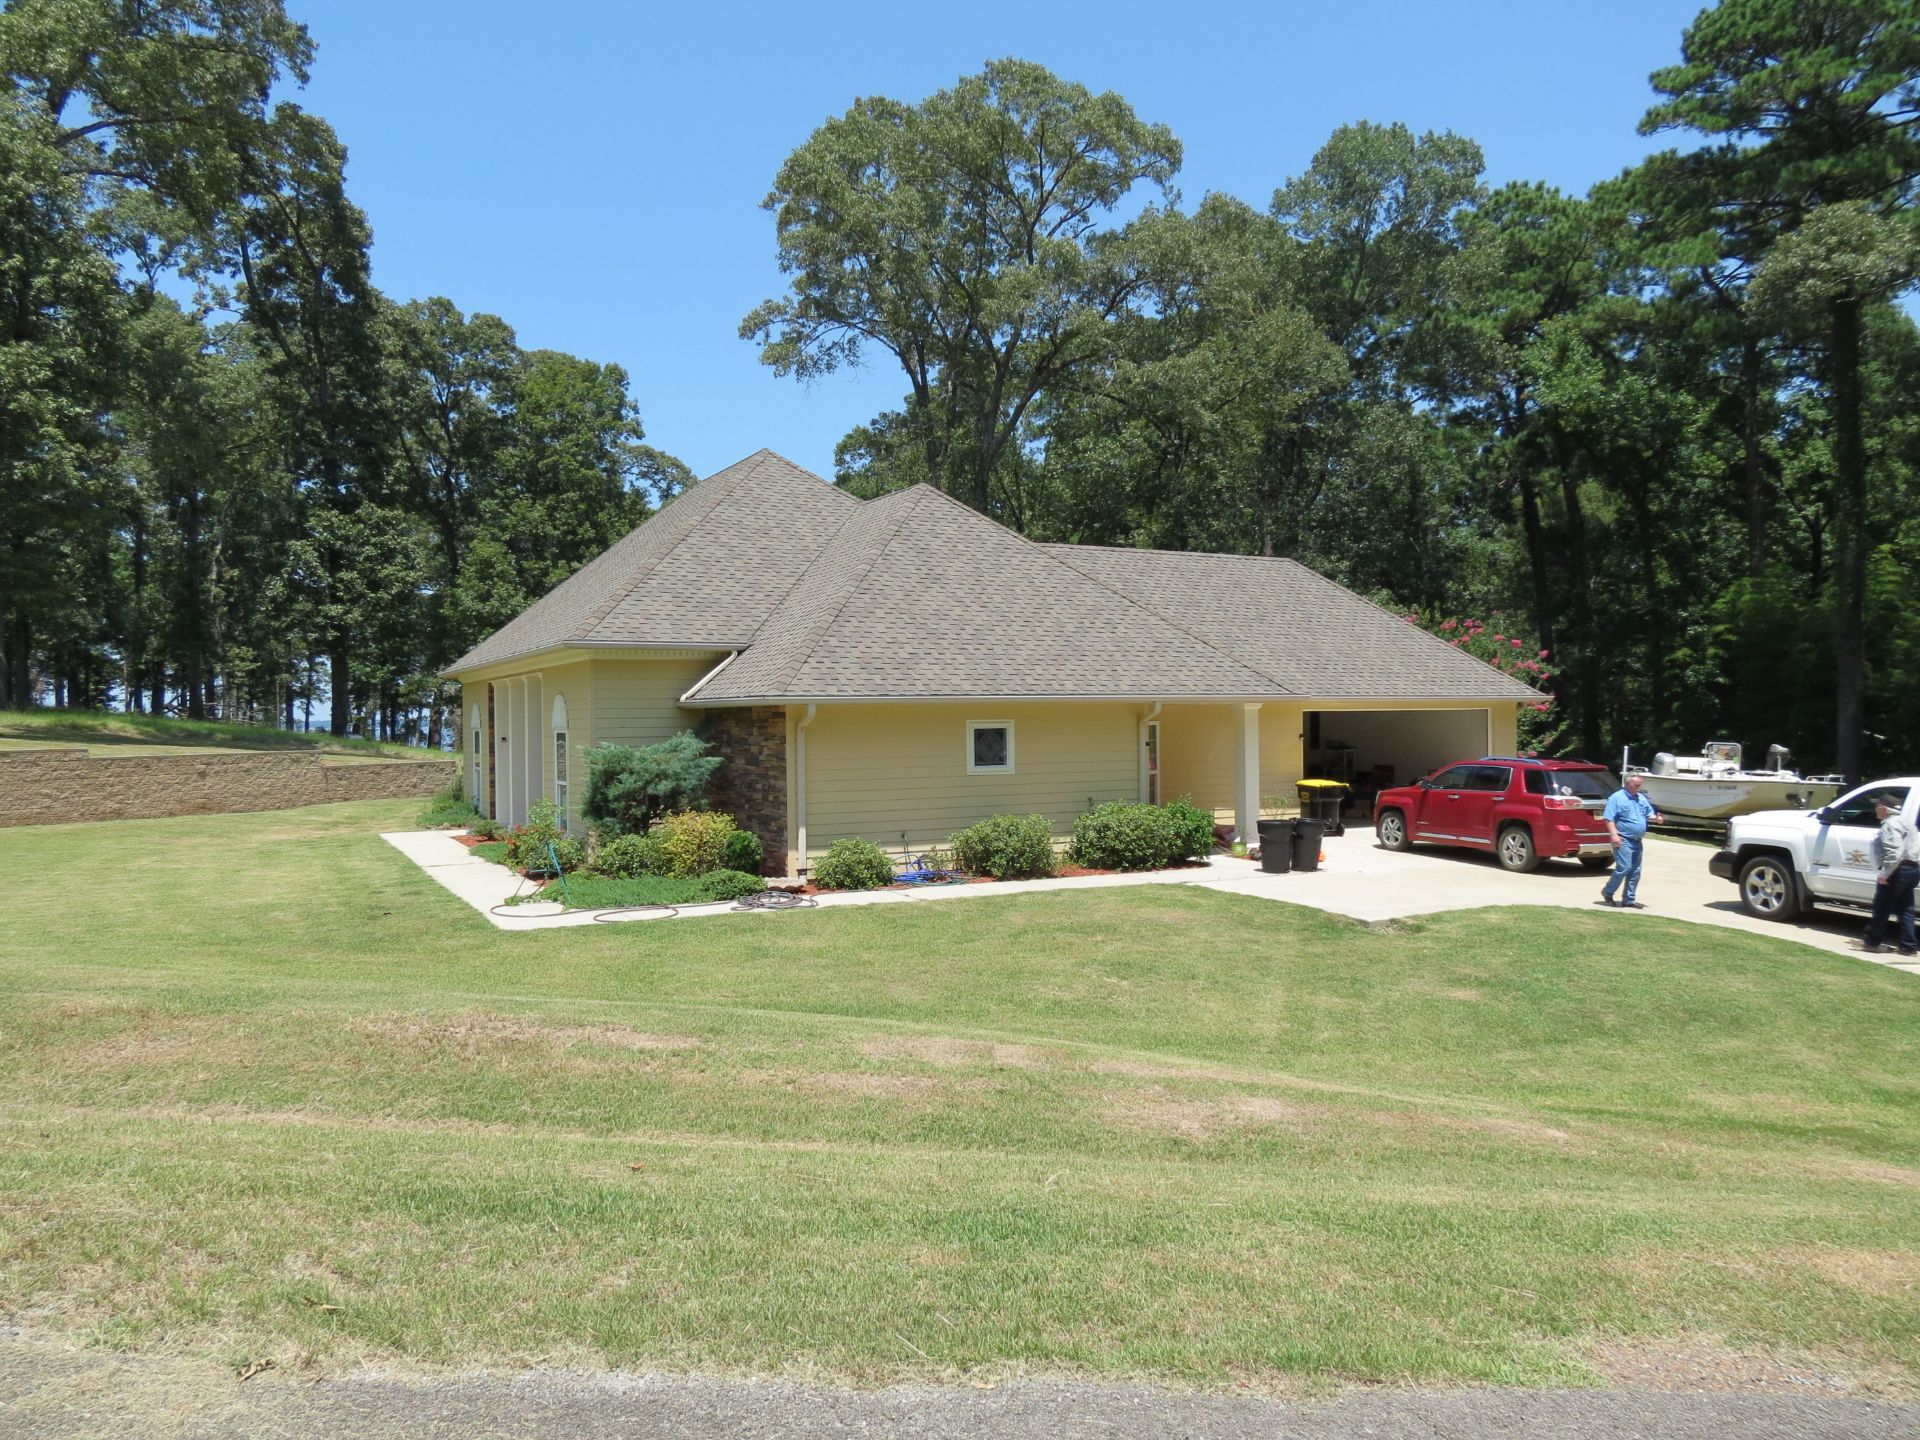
1372, 758, 1618, 872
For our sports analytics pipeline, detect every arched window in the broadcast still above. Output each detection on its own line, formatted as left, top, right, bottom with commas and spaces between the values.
469, 707, 482, 805
551, 693, 570, 829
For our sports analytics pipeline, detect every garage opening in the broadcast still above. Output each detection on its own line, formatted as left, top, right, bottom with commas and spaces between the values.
1304, 709, 1492, 819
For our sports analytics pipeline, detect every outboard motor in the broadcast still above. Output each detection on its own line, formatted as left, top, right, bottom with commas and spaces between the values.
1652, 752, 1678, 776
1767, 744, 1790, 773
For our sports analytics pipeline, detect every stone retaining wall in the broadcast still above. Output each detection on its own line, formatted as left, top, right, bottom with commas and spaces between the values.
0, 748, 457, 827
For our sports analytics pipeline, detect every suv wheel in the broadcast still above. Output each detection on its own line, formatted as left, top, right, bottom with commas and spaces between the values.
1376, 810, 1412, 852
1738, 855, 1801, 922
1496, 825, 1540, 873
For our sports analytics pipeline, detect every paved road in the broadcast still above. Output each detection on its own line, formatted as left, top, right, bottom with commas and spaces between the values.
3, 1340, 1914, 1440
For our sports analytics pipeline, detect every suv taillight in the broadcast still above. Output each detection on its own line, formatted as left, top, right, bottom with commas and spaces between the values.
1543, 795, 1585, 810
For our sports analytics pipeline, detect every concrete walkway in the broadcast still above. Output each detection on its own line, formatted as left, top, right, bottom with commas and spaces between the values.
383, 829, 1914, 974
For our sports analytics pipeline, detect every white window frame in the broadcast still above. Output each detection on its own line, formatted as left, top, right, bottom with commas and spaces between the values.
965, 719, 1015, 775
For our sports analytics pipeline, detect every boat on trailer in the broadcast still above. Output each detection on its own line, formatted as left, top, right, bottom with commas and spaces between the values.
1622, 741, 1844, 822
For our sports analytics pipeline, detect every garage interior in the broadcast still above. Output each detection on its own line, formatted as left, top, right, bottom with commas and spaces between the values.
1304, 709, 1494, 818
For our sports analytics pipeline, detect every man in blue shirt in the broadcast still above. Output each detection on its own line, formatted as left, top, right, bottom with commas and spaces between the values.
1597, 772, 1662, 908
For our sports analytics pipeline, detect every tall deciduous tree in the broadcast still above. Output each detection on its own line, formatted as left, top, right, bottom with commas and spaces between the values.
1641, 0, 1920, 780
742, 58, 1180, 517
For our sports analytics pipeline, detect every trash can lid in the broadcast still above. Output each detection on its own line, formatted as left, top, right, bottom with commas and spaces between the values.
1297, 778, 1349, 792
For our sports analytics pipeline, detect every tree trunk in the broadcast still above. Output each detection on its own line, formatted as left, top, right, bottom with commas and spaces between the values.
1830, 298, 1866, 785
1516, 472, 1555, 661
1556, 459, 1602, 761
329, 634, 352, 737
1739, 337, 1768, 577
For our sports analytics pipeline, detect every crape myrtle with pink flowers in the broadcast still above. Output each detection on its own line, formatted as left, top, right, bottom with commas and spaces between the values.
1404, 612, 1564, 759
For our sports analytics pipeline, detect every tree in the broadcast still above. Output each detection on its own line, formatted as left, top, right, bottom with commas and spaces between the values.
742, 58, 1180, 518
1641, 0, 1920, 781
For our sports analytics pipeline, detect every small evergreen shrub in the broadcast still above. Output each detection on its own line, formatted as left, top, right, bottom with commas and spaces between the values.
471, 817, 505, 841
592, 832, 667, 879
1162, 795, 1218, 860
656, 810, 738, 877
722, 827, 765, 875
581, 732, 722, 836
1070, 795, 1217, 871
813, 837, 896, 890
693, 868, 767, 902
949, 813, 1055, 879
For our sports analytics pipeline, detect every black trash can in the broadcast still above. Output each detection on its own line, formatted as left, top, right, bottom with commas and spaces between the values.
1296, 780, 1348, 837
1256, 818, 1292, 873
1291, 817, 1325, 873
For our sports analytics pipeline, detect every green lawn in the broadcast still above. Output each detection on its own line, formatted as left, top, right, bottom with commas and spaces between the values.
0, 800, 1916, 1394
0, 707, 433, 760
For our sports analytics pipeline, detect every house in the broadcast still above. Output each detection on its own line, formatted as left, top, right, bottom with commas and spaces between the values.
444, 450, 1540, 874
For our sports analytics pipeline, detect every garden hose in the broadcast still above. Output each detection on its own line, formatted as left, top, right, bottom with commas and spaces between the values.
590, 904, 680, 923
735, 890, 817, 911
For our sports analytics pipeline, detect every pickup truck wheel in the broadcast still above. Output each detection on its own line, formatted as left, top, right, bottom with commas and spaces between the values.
1738, 855, 1801, 921
1496, 825, 1541, 873
1376, 810, 1412, 852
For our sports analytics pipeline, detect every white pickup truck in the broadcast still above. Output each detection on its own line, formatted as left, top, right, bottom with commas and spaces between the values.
1709, 778, 1919, 921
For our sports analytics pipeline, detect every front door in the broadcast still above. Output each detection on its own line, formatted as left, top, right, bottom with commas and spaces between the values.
1810, 783, 1910, 906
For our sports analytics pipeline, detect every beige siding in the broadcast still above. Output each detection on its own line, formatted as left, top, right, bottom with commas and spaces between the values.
540, 659, 592, 829
1157, 703, 1305, 823
590, 654, 724, 748
801, 702, 1143, 863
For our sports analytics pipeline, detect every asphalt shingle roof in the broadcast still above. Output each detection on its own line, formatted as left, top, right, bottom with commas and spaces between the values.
1048, 546, 1541, 702
451, 449, 1542, 706
697, 486, 1283, 701
445, 450, 858, 673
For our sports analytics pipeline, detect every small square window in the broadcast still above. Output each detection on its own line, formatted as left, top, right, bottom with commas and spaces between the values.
967, 721, 1014, 774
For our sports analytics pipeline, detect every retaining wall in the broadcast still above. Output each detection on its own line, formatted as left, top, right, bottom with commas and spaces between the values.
0, 748, 457, 827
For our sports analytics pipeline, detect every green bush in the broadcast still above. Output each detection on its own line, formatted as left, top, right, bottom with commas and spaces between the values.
1071, 795, 1217, 871
949, 813, 1055, 879
418, 778, 481, 829
591, 832, 667, 879
581, 732, 722, 836
506, 798, 584, 874
813, 837, 897, 890
722, 827, 765, 875
693, 868, 767, 902
656, 809, 737, 877
471, 816, 505, 841
1162, 795, 1218, 860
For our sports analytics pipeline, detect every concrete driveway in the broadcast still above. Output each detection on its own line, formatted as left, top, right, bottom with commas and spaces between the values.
1201, 832, 1916, 975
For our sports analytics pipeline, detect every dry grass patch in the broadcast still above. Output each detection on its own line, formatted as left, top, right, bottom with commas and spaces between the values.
349, 1011, 706, 1056
860, 1035, 1057, 1070
1593, 1340, 1864, 1395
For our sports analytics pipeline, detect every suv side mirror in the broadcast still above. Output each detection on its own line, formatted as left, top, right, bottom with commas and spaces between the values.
1417, 778, 1432, 790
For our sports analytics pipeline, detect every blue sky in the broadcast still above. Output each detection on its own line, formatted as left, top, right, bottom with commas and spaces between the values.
289, 0, 1708, 482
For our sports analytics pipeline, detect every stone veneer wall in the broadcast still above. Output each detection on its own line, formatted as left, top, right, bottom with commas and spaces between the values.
699, 707, 788, 874
0, 748, 456, 828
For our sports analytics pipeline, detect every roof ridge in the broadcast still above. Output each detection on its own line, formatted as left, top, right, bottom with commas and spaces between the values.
1045, 545, 1300, 695
756, 487, 929, 698
567, 451, 796, 641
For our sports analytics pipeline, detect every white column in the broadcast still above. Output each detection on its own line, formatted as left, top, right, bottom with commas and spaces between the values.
506, 683, 522, 829
1234, 703, 1261, 845
494, 682, 513, 825
525, 676, 542, 811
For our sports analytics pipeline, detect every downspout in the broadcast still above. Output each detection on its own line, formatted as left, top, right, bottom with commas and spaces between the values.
1139, 700, 1163, 803
794, 703, 818, 876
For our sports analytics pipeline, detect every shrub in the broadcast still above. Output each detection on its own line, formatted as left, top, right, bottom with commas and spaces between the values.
656, 809, 738, 877
591, 832, 667, 879
581, 732, 722, 836
1071, 795, 1217, 871
813, 837, 896, 890
471, 816, 505, 841
506, 798, 584, 874
722, 827, 765, 876
949, 813, 1055, 879
1163, 796, 1218, 861
693, 868, 766, 902
418, 778, 481, 830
